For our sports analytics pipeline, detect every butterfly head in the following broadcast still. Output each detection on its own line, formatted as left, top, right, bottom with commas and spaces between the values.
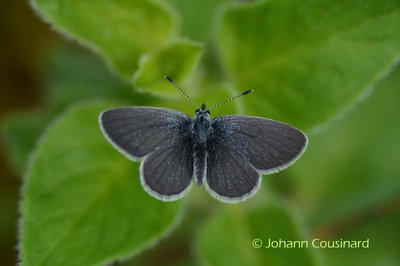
195, 103, 210, 120
164, 76, 253, 120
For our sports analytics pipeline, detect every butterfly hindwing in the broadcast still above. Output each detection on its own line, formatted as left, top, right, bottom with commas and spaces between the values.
141, 134, 193, 200
206, 136, 261, 202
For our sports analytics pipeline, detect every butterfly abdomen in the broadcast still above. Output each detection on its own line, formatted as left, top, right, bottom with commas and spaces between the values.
193, 143, 207, 186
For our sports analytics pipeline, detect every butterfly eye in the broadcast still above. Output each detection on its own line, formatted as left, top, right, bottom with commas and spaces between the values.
195, 109, 199, 113
206, 110, 210, 115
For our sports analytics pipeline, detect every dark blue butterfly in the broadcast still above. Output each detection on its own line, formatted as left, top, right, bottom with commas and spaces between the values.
99, 77, 307, 203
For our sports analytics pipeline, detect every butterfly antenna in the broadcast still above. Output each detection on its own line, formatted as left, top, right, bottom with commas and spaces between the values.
208, 89, 254, 110
165, 76, 199, 108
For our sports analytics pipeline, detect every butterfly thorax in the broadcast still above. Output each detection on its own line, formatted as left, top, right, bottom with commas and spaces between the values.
192, 104, 212, 186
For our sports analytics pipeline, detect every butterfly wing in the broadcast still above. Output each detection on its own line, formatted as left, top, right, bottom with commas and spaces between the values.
100, 107, 194, 200
206, 136, 261, 203
206, 115, 307, 202
140, 134, 193, 200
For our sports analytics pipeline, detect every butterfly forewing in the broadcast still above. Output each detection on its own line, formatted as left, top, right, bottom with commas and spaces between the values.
211, 115, 308, 174
100, 107, 194, 200
100, 107, 192, 159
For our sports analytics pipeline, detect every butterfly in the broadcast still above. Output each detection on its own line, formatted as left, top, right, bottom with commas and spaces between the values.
99, 76, 307, 203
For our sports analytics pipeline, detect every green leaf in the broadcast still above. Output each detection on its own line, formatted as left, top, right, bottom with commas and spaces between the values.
43, 45, 141, 111
133, 40, 203, 96
197, 204, 318, 266
288, 65, 400, 225
323, 211, 400, 266
0, 46, 149, 174
31, 0, 177, 78
168, 0, 235, 42
218, 0, 400, 129
21, 102, 183, 266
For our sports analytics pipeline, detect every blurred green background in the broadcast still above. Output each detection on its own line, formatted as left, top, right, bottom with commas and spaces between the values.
1, 0, 399, 265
